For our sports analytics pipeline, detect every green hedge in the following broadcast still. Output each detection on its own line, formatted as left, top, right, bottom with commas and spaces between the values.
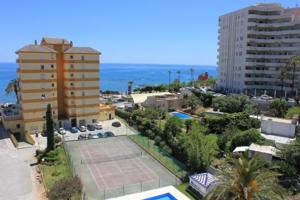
116, 109, 132, 120
129, 134, 188, 180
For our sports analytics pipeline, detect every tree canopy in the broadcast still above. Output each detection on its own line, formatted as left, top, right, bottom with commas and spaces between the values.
183, 122, 218, 172
206, 156, 285, 200
269, 99, 289, 118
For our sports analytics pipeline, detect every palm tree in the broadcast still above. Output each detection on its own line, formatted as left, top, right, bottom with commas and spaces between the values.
190, 67, 195, 87
128, 80, 133, 95
176, 70, 181, 83
5, 79, 19, 103
168, 70, 171, 91
278, 67, 288, 100
206, 156, 284, 200
287, 55, 300, 98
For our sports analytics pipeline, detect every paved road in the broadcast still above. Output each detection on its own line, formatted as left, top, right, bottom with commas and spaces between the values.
0, 125, 33, 200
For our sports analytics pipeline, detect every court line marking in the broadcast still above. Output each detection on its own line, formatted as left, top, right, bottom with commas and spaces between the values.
79, 145, 107, 191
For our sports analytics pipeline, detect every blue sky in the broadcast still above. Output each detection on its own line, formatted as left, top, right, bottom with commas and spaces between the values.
0, 0, 298, 65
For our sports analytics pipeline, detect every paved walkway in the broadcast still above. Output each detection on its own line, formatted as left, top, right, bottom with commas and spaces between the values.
0, 125, 46, 200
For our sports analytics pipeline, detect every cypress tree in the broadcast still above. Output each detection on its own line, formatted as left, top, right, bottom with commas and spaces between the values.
46, 104, 54, 151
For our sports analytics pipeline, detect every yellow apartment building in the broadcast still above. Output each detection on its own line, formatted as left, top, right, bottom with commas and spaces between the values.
2, 37, 104, 137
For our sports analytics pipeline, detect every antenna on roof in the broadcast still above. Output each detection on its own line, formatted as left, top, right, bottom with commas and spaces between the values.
70, 41, 73, 47
34, 40, 37, 45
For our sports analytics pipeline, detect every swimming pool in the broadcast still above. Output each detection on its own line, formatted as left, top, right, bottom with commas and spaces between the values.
144, 193, 177, 200
171, 112, 192, 119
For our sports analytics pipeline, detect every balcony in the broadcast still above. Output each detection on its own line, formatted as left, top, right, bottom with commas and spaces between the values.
246, 46, 300, 51
247, 29, 300, 35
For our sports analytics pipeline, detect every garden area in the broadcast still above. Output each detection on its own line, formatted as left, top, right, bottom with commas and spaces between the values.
117, 92, 300, 199
36, 104, 82, 200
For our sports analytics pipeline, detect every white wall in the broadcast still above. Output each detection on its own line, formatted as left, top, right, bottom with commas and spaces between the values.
261, 119, 296, 138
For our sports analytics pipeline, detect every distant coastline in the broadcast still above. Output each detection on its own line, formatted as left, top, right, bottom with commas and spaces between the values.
0, 62, 217, 103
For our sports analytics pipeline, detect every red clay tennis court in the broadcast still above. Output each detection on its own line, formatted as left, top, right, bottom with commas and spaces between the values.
64, 136, 179, 200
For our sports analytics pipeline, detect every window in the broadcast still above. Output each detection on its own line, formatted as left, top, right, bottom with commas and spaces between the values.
16, 124, 20, 128
82, 74, 85, 78
70, 74, 74, 77
52, 83, 55, 87
41, 94, 46, 99
70, 82, 74, 86
70, 55, 74, 59
41, 65, 44, 70
51, 74, 54, 78
71, 91, 74, 95
92, 119, 97, 123
82, 91, 85, 96
70, 64, 74, 69
51, 64, 54, 68
81, 56, 85, 60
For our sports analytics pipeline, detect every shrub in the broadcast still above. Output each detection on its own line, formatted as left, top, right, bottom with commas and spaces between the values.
48, 177, 82, 200
269, 99, 289, 118
54, 135, 62, 144
203, 112, 260, 134
115, 109, 132, 120
285, 106, 300, 119
212, 94, 253, 113
154, 136, 162, 145
229, 129, 265, 151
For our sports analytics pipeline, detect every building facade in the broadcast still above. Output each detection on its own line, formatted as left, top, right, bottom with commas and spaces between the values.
15, 37, 101, 135
142, 93, 183, 111
217, 3, 300, 97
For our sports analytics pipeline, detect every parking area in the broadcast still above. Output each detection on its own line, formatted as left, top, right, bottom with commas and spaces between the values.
63, 119, 137, 141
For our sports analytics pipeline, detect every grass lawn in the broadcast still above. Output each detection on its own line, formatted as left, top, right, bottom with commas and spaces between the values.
40, 145, 72, 190
176, 183, 198, 200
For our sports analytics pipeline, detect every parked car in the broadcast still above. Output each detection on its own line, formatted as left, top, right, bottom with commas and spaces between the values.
287, 98, 296, 104
88, 133, 98, 139
70, 127, 79, 133
259, 94, 273, 101
78, 134, 88, 140
103, 131, 114, 137
97, 132, 104, 138
112, 121, 121, 127
95, 123, 102, 130
59, 127, 66, 135
87, 124, 96, 131
79, 126, 87, 132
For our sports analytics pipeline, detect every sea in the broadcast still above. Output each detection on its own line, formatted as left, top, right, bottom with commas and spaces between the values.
0, 63, 217, 103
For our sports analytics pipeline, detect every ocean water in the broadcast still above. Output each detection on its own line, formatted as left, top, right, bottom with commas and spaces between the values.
0, 63, 217, 103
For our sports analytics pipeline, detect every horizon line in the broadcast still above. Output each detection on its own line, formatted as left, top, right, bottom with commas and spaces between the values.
0, 61, 217, 67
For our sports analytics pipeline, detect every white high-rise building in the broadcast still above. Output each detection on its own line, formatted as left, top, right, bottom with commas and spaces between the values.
217, 3, 300, 97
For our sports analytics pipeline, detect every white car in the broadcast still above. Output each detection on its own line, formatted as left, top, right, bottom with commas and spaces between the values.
95, 123, 102, 130
79, 126, 87, 132
287, 98, 296, 103
59, 128, 66, 135
260, 94, 273, 101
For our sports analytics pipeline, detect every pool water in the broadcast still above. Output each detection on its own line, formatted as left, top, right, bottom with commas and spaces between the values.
171, 112, 192, 119
144, 193, 177, 200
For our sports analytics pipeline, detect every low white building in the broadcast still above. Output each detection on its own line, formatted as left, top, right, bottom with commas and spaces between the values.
189, 172, 219, 197
233, 144, 279, 163
260, 116, 297, 138
249, 144, 279, 163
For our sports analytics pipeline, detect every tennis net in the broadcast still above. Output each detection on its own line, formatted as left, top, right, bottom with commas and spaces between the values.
82, 152, 144, 165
